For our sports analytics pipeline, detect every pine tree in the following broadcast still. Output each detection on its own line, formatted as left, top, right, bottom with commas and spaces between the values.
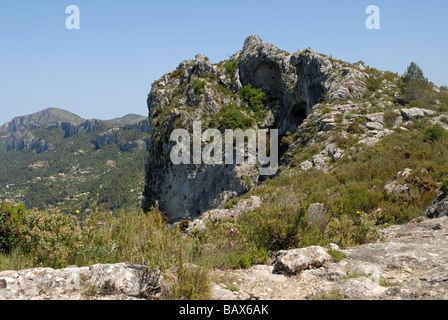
400, 62, 430, 103
403, 62, 427, 83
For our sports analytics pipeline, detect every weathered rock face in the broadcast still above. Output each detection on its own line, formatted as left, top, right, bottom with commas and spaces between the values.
240, 36, 367, 136
142, 53, 254, 222
5, 131, 53, 154
0, 263, 162, 300
425, 193, 448, 219
143, 36, 368, 222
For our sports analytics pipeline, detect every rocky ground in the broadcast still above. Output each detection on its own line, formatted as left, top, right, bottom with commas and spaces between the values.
211, 212, 448, 300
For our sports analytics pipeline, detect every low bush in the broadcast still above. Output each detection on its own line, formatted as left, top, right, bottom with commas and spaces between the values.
423, 124, 447, 142
366, 77, 382, 92
0, 202, 26, 254
383, 109, 399, 128
19, 209, 87, 268
240, 204, 305, 251
325, 211, 383, 248
225, 61, 239, 75
211, 104, 255, 130
327, 248, 347, 263
193, 79, 206, 95
441, 179, 448, 194
239, 84, 265, 119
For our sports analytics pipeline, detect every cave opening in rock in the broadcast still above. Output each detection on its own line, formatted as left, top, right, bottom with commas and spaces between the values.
291, 103, 308, 125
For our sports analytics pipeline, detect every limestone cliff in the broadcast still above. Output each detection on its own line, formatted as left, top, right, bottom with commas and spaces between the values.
143, 36, 368, 221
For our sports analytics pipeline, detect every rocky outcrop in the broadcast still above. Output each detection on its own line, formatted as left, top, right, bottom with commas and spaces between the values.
384, 181, 411, 196
0, 263, 162, 300
62, 119, 106, 138
143, 36, 368, 222
400, 107, 436, 120
239, 36, 367, 135
5, 131, 53, 154
123, 119, 152, 133
91, 129, 121, 150
431, 115, 448, 130
317, 215, 448, 300
425, 193, 448, 219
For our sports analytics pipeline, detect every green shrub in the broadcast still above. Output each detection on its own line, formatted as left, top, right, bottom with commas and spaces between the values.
441, 179, 448, 194
168, 259, 211, 300
0, 202, 26, 254
308, 290, 343, 300
193, 79, 206, 95
383, 109, 399, 128
366, 77, 381, 92
327, 248, 347, 263
171, 69, 182, 78
407, 99, 429, 109
225, 61, 239, 75
423, 124, 447, 142
19, 209, 87, 268
239, 203, 306, 251
212, 104, 255, 130
379, 278, 402, 287
239, 84, 265, 115
179, 219, 190, 232
84, 204, 184, 270
325, 211, 382, 248
346, 123, 365, 134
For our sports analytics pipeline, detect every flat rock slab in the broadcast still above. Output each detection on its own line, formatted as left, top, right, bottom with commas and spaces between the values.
0, 263, 162, 300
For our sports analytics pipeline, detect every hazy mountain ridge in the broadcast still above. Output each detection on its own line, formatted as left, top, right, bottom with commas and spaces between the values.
0, 107, 152, 213
0, 108, 85, 133
0, 107, 150, 153
0, 107, 148, 134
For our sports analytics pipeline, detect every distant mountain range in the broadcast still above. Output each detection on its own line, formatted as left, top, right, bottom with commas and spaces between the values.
0, 107, 151, 214
0, 107, 147, 129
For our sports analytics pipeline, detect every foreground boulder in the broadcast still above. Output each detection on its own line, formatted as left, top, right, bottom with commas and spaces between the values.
0, 263, 162, 300
273, 246, 332, 275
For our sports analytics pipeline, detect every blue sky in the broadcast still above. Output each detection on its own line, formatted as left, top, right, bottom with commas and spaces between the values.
0, 0, 447, 125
